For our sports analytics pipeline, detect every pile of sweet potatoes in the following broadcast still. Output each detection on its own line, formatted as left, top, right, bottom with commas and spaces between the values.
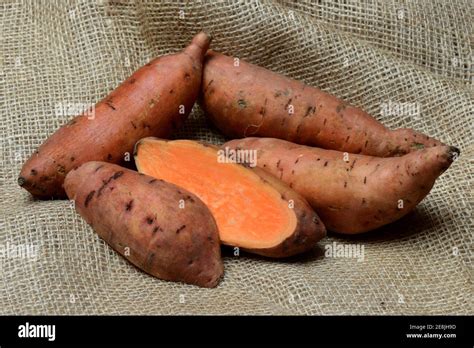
19, 32, 459, 287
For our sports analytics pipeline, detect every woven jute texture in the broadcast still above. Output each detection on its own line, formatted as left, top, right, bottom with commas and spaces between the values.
1, 0, 472, 315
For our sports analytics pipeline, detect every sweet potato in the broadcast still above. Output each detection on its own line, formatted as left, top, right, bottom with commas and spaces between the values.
200, 51, 444, 157
134, 138, 326, 258
19, 32, 211, 199
64, 161, 223, 288
223, 137, 459, 234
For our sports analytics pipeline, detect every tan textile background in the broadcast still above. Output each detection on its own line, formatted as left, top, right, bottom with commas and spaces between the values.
0, 0, 472, 315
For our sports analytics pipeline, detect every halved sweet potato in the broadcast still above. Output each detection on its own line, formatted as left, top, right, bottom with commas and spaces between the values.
134, 138, 326, 257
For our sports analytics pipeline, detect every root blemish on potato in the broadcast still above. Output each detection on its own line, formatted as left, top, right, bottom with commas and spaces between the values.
84, 190, 95, 207
125, 200, 134, 211
97, 171, 124, 197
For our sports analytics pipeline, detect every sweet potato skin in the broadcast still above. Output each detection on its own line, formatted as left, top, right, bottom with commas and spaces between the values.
200, 51, 444, 157
134, 138, 326, 258
224, 138, 459, 234
64, 161, 223, 288
19, 32, 211, 199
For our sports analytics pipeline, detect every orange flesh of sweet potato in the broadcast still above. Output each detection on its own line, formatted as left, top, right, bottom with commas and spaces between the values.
200, 51, 445, 157
19, 32, 211, 199
135, 138, 326, 257
223, 137, 459, 234
64, 161, 223, 288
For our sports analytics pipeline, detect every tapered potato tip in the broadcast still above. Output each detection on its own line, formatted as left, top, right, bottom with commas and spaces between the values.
183, 32, 212, 60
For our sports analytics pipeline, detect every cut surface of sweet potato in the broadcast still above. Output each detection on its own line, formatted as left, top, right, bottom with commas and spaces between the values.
135, 138, 325, 257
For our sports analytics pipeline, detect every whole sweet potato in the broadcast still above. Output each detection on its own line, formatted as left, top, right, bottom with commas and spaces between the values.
19, 32, 211, 199
224, 137, 459, 234
200, 51, 444, 157
64, 161, 223, 288
134, 138, 326, 258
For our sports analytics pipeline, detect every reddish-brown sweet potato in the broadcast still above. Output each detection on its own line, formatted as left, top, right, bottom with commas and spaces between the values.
134, 138, 326, 258
223, 137, 459, 234
64, 161, 223, 288
19, 32, 211, 199
200, 51, 444, 157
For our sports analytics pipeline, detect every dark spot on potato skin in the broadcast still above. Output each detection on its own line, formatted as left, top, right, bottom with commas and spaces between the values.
145, 252, 155, 268
184, 195, 195, 203
105, 99, 116, 110
364, 176, 367, 184
130, 121, 137, 129
237, 99, 247, 108
146, 216, 154, 225
30, 169, 37, 176
184, 72, 191, 80
95, 165, 104, 172
97, 171, 124, 196
324, 161, 328, 167
350, 159, 357, 170
204, 79, 214, 92
125, 200, 133, 211
107, 154, 113, 161
304, 106, 315, 117
129, 78, 136, 84
152, 226, 162, 233
149, 179, 157, 184
85, 190, 95, 207
70, 156, 75, 162
344, 181, 347, 188
176, 225, 186, 234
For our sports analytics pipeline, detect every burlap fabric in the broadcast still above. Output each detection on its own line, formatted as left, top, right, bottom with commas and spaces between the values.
1, 0, 472, 315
